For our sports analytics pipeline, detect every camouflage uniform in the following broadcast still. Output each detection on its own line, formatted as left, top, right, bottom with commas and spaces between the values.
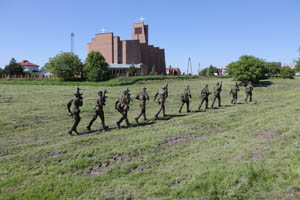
245, 81, 254, 102
87, 90, 108, 131
211, 81, 222, 108
230, 83, 240, 104
154, 85, 168, 119
115, 89, 132, 128
179, 86, 192, 113
135, 87, 150, 123
198, 85, 211, 110
67, 88, 83, 136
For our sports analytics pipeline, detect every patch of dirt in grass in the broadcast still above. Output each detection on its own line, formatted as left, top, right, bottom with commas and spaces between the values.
89, 153, 125, 176
170, 182, 184, 189
164, 135, 206, 146
252, 130, 276, 137
250, 148, 268, 161
49, 151, 67, 158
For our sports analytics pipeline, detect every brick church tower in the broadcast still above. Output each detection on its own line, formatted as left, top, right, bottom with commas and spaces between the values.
87, 21, 166, 75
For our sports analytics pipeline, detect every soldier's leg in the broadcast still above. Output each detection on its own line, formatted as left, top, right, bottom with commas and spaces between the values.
117, 111, 124, 128
218, 95, 221, 107
249, 92, 252, 102
179, 101, 184, 113
72, 112, 80, 134
198, 98, 204, 110
205, 98, 209, 109
99, 110, 106, 128
155, 103, 162, 118
124, 111, 129, 127
186, 100, 191, 112
245, 92, 249, 102
162, 103, 166, 116
211, 96, 216, 108
87, 112, 98, 130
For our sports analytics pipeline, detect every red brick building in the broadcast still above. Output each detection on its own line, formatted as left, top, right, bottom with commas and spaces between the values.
87, 22, 166, 75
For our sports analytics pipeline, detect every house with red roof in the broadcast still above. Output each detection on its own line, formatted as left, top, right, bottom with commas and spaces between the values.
18, 60, 39, 73
166, 66, 181, 75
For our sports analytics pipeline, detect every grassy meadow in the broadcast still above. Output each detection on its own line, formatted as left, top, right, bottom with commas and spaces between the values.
1, 78, 300, 199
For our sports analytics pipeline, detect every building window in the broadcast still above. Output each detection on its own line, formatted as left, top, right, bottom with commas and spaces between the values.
135, 28, 142, 34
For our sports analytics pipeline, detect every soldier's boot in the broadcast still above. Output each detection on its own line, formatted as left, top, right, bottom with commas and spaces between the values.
86, 125, 91, 132
74, 130, 80, 135
116, 121, 121, 129
68, 130, 73, 136
135, 117, 139, 124
179, 104, 183, 113
125, 119, 129, 128
187, 103, 191, 112
155, 114, 159, 119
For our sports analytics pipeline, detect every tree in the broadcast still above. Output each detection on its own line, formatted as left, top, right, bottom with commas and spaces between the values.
199, 68, 208, 76
0, 68, 3, 77
84, 51, 110, 81
295, 47, 300, 73
264, 62, 281, 76
45, 52, 83, 81
3, 58, 24, 75
150, 65, 156, 75
207, 65, 218, 76
128, 64, 137, 76
226, 55, 266, 83
280, 66, 295, 79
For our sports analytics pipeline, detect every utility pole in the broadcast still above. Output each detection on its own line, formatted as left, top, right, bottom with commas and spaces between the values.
187, 57, 193, 75
71, 32, 74, 53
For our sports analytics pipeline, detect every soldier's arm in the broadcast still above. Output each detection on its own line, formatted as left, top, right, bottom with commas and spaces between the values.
67, 99, 73, 113
154, 92, 158, 101
145, 92, 150, 100
115, 100, 119, 109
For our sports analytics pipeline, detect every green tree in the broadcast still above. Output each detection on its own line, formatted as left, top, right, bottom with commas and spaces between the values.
226, 55, 266, 83
207, 65, 218, 76
264, 62, 281, 76
150, 65, 156, 75
199, 68, 208, 76
128, 64, 137, 76
295, 47, 300, 73
84, 51, 110, 81
3, 58, 24, 75
45, 52, 83, 81
280, 66, 295, 79
0, 68, 3, 77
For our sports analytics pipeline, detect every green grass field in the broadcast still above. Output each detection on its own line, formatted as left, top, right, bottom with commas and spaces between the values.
1, 78, 300, 199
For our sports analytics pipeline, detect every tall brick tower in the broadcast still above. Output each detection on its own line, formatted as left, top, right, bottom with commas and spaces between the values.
132, 22, 148, 44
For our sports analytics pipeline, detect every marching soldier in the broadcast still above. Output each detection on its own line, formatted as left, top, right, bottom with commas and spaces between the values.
230, 82, 240, 104
211, 81, 222, 108
198, 84, 211, 110
87, 90, 108, 131
179, 85, 192, 113
135, 87, 150, 123
245, 81, 254, 103
67, 87, 83, 136
115, 89, 132, 128
154, 84, 168, 119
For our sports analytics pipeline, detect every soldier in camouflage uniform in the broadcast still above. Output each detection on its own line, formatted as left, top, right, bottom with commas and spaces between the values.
154, 84, 168, 119
87, 90, 108, 131
211, 81, 222, 108
135, 87, 150, 123
67, 88, 83, 136
179, 85, 192, 113
245, 81, 254, 103
115, 89, 132, 128
230, 82, 240, 104
198, 84, 211, 110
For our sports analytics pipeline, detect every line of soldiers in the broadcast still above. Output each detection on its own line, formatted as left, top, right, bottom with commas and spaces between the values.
67, 81, 254, 136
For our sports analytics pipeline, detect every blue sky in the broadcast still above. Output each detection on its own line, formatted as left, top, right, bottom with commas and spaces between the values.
0, 0, 299, 73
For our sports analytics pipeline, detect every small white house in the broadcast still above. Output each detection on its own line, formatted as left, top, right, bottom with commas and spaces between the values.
18, 60, 39, 73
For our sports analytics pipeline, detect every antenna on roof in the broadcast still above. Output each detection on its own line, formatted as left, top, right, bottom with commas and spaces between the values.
71, 32, 74, 54
138, 16, 145, 24
101, 27, 106, 33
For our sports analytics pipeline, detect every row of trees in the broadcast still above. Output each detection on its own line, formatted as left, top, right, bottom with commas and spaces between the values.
226, 55, 295, 83
1, 58, 25, 76
199, 65, 219, 76
45, 51, 110, 81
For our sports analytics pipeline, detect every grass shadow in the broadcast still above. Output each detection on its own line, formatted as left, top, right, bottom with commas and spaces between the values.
256, 80, 273, 87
